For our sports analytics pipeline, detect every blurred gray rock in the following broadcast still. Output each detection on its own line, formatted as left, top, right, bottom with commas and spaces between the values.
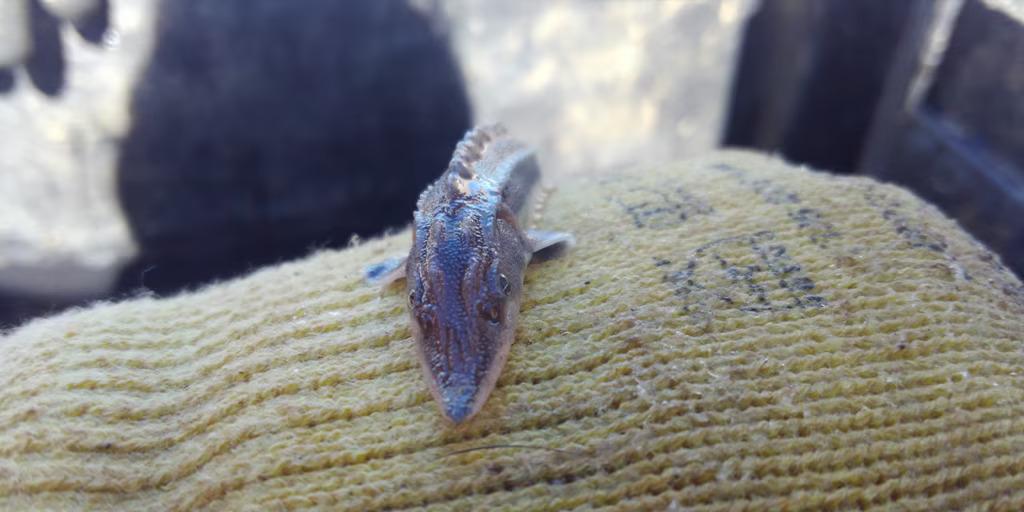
440, 0, 752, 176
0, 0, 32, 66
40, 0, 100, 22
0, 0, 146, 324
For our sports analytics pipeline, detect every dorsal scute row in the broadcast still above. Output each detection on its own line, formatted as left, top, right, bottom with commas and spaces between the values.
446, 124, 508, 180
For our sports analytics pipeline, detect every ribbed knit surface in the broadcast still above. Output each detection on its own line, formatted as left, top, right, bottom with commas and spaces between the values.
2, 151, 1023, 511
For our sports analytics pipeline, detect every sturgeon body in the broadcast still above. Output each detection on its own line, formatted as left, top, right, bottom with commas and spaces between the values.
366, 124, 573, 424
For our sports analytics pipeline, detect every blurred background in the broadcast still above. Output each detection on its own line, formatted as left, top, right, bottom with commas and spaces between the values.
0, 0, 1021, 329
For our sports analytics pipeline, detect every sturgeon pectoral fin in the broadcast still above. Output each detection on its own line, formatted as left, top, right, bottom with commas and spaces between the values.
525, 229, 575, 262
364, 255, 407, 286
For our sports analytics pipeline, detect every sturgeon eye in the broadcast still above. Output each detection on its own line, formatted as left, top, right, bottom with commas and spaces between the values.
408, 290, 417, 306
415, 303, 438, 328
479, 301, 501, 324
499, 273, 511, 295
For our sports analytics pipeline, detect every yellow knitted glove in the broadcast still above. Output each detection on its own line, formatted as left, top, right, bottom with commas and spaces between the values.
2, 151, 1023, 510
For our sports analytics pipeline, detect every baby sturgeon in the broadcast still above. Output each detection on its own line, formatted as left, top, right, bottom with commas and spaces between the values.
366, 124, 573, 424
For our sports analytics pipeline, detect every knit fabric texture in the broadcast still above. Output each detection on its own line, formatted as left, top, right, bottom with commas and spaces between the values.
2, 151, 1023, 511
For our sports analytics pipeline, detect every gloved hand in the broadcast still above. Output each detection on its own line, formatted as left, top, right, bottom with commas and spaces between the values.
0, 0, 109, 95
